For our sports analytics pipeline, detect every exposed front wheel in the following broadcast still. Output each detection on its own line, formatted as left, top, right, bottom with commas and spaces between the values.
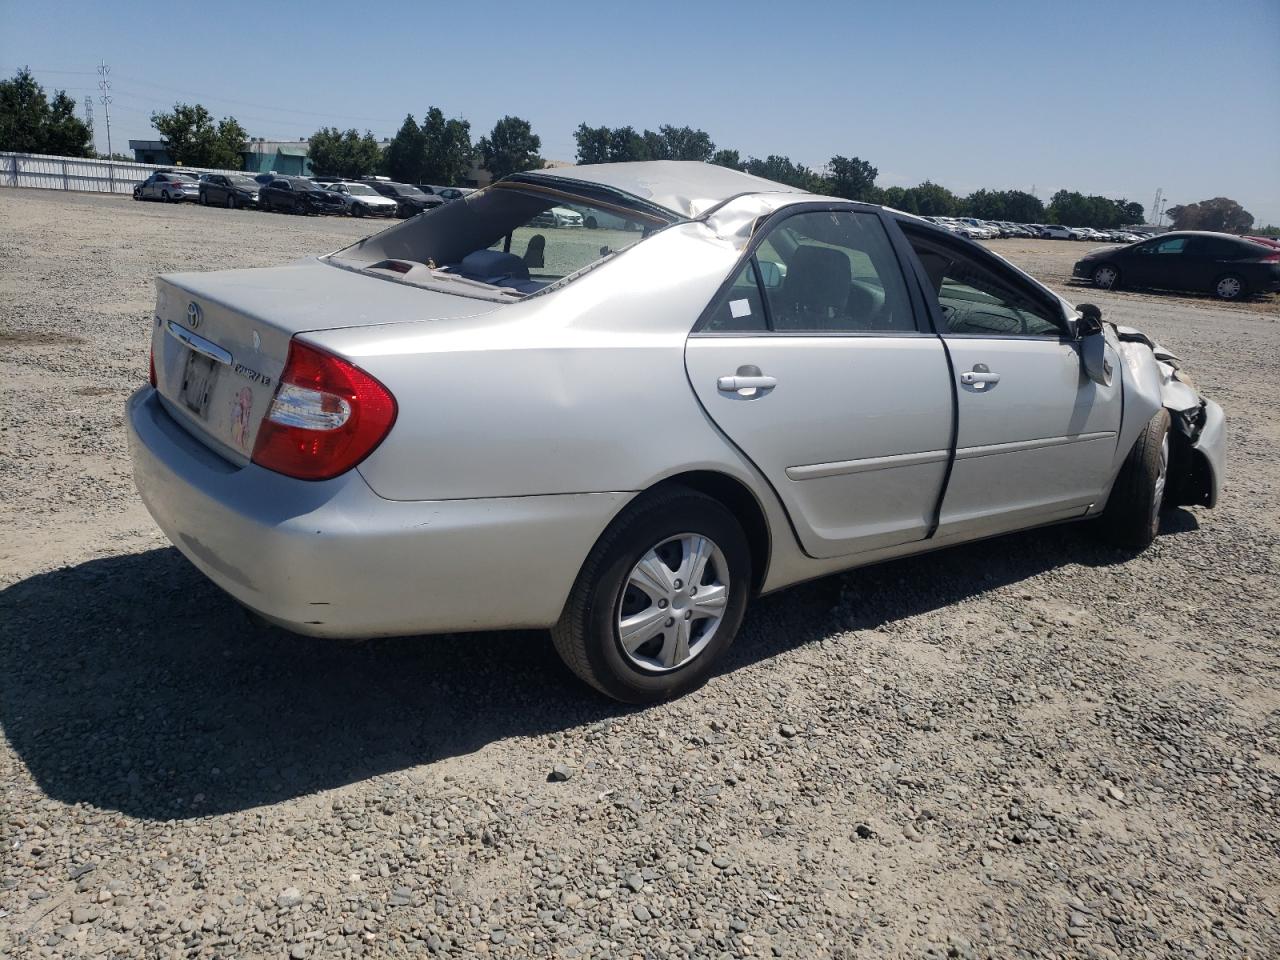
161, 190, 171, 202
1214, 274, 1245, 301
1093, 264, 1120, 290
1097, 409, 1170, 549
227, 194, 236, 209
552, 487, 751, 703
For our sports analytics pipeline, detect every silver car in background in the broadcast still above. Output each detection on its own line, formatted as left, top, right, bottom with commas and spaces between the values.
127, 161, 1225, 703
134, 171, 201, 202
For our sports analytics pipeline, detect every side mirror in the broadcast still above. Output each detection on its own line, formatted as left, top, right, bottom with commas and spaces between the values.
1074, 304, 1112, 386
1075, 303, 1103, 338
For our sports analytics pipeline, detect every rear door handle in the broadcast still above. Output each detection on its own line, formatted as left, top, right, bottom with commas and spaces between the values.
718, 375, 778, 393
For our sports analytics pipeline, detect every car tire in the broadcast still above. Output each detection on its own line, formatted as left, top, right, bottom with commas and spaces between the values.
199, 192, 207, 206
260, 198, 271, 212
1213, 273, 1246, 301
552, 486, 752, 704
227, 195, 236, 209
1093, 264, 1121, 290
1097, 408, 1170, 550
161, 190, 171, 202
351, 204, 364, 218
584, 215, 598, 229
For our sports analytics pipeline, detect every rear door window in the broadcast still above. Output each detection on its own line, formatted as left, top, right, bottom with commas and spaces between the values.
703, 261, 768, 333
755, 210, 916, 333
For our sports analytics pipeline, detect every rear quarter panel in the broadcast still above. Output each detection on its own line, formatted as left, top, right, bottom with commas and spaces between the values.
309, 223, 760, 501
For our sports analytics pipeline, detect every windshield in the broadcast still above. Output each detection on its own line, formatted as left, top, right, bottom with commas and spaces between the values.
229, 175, 256, 187
345, 183, 378, 196
171, 174, 197, 183
392, 184, 426, 198
329, 181, 676, 298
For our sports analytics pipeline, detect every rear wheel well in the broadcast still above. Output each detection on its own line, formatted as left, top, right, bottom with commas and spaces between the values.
647, 472, 771, 595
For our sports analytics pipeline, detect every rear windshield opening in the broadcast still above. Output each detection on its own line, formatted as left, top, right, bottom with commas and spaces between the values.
328, 181, 677, 298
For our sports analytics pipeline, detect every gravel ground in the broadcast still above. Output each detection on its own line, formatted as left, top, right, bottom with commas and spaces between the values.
2, 188, 1278, 959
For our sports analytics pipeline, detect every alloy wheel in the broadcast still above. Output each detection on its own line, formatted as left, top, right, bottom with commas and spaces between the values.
1152, 432, 1170, 528
1094, 266, 1118, 289
616, 533, 730, 673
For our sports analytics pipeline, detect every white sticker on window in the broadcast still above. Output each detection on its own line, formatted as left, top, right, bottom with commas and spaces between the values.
729, 298, 752, 319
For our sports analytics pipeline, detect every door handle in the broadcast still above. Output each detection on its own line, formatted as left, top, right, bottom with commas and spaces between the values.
960, 363, 1000, 388
718, 374, 778, 394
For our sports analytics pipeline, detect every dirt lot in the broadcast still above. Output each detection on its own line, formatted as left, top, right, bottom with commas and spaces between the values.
2, 188, 1278, 959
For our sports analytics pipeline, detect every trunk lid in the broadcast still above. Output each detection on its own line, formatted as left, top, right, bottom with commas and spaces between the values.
151, 257, 497, 466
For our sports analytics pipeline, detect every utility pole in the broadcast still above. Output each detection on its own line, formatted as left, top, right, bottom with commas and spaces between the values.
97, 60, 114, 190
1151, 187, 1163, 228
83, 96, 94, 139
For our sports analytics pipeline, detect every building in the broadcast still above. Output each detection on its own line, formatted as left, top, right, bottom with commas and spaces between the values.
128, 138, 313, 176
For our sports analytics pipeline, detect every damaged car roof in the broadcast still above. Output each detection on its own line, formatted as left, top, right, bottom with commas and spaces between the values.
515, 161, 808, 219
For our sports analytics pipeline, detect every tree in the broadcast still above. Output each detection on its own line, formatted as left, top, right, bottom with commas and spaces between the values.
1166, 197, 1254, 233
150, 103, 245, 169
419, 107, 472, 185
905, 181, 959, 217
648, 125, 715, 162
962, 188, 1044, 222
477, 115, 542, 180
744, 155, 824, 192
573, 123, 610, 164
575, 122, 715, 164
826, 155, 878, 201
710, 148, 743, 171
0, 67, 93, 157
879, 186, 910, 211
309, 127, 382, 179
383, 114, 425, 182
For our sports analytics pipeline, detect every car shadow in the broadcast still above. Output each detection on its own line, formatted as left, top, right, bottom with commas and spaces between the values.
1063, 277, 1274, 305
0, 519, 1174, 820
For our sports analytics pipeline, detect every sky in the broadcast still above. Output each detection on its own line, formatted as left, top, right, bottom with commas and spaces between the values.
3, 0, 1278, 224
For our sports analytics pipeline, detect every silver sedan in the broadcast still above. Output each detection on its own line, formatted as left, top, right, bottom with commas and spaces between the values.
127, 161, 1226, 702
134, 171, 201, 202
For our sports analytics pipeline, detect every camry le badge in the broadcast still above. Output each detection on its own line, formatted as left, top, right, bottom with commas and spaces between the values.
187, 301, 202, 329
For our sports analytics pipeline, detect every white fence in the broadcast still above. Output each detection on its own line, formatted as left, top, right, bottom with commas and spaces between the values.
0, 151, 243, 196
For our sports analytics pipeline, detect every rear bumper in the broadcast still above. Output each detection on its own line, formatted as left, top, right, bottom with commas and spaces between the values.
127, 387, 630, 637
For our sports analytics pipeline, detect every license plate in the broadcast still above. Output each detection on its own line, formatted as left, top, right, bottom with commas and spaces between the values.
180, 349, 219, 418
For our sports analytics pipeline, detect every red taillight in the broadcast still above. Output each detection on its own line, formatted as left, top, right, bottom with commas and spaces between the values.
1257, 252, 1280, 263
149, 344, 156, 387
251, 340, 397, 481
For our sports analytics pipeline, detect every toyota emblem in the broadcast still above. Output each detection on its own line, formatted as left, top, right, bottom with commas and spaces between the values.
187, 301, 202, 329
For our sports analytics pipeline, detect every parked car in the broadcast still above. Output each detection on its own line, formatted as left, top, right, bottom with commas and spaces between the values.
258, 177, 345, 215
436, 187, 472, 202
1040, 225, 1074, 240
326, 181, 400, 218
198, 173, 260, 209
531, 206, 585, 228
362, 180, 443, 218
1074, 230, 1280, 300
128, 161, 1225, 703
134, 172, 200, 203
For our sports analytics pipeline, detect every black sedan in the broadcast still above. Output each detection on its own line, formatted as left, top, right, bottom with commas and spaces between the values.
198, 174, 261, 209
1074, 231, 1280, 301
363, 179, 443, 218
258, 177, 345, 216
